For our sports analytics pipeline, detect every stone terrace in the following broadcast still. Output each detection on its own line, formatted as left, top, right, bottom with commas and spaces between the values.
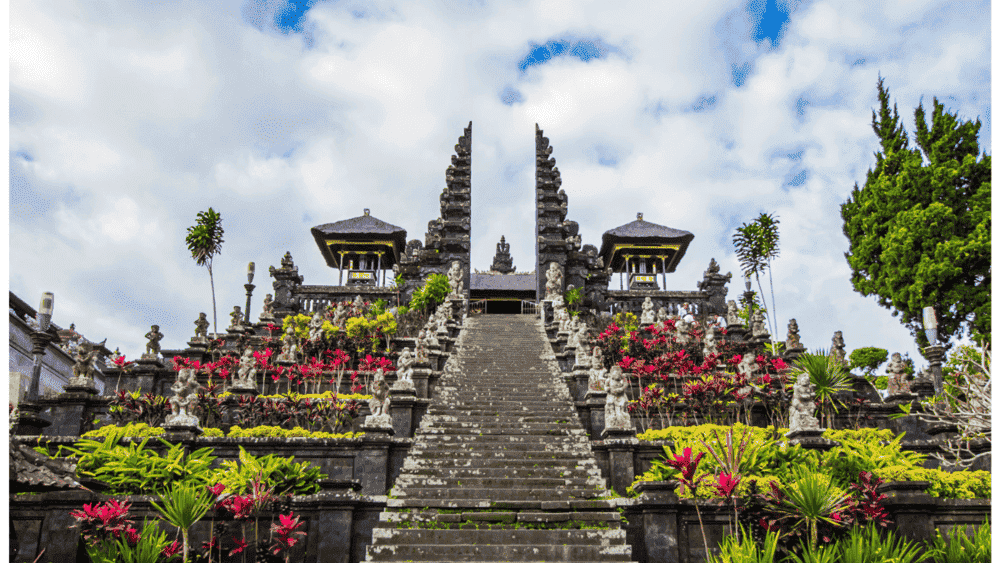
367, 314, 633, 562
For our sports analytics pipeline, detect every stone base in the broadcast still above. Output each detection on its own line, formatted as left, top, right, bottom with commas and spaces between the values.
64, 378, 98, 395
390, 381, 416, 394
786, 428, 837, 451
228, 384, 259, 396
162, 423, 203, 441
14, 403, 51, 436
602, 426, 637, 440
187, 339, 209, 349
361, 416, 394, 436
138, 355, 163, 366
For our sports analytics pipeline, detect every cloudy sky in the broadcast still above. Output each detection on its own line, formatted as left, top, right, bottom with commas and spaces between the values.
9, 0, 990, 367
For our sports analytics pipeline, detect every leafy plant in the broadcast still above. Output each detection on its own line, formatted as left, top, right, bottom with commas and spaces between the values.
789, 351, 852, 426
733, 212, 780, 337
185, 207, 225, 335
150, 483, 212, 562
831, 525, 929, 563
821, 428, 924, 487
848, 347, 888, 377
925, 520, 990, 563
409, 274, 450, 312
708, 525, 779, 563
209, 446, 326, 496
773, 469, 849, 551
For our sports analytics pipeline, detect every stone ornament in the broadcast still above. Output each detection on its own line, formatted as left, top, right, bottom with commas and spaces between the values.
364, 368, 392, 428
675, 316, 691, 345
702, 327, 719, 358
69, 341, 100, 388
885, 352, 910, 395
447, 261, 464, 297
656, 307, 670, 323
544, 262, 563, 301
737, 352, 758, 379
788, 371, 821, 434
278, 326, 299, 363
233, 347, 257, 389
332, 302, 348, 329
166, 368, 201, 427
435, 307, 450, 335
589, 347, 608, 391
751, 309, 768, 338
415, 330, 429, 362
229, 306, 244, 330
423, 323, 440, 349
193, 313, 209, 341
144, 325, 164, 357
831, 331, 847, 365
308, 312, 325, 342
640, 297, 656, 325
393, 349, 416, 392
554, 300, 570, 332
353, 295, 365, 312
574, 324, 591, 367
786, 319, 802, 350
726, 300, 740, 326
259, 294, 275, 321
604, 366, 633, 431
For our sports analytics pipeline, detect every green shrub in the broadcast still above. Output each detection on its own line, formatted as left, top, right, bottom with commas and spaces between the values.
924, 520, 990, 563
226, 425, 361, 439
874, 466, 990, 499
208, 445, 326, 496
821, 428, 925, 487
409, 274, 450, 311
82, 422, 164, 438
202, 427, 224, 437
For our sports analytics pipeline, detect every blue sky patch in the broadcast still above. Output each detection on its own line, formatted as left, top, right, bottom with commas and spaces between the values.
732, 62, 752, 87
275, 0, 317, 33
786, 169, 807, 186
517, 38, 615, 72
689, 95, 718, 112
748, 0, 790, 45
500, 86, 524, 106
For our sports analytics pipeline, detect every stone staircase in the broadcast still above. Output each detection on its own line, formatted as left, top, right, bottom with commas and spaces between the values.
367, 314, 633, 562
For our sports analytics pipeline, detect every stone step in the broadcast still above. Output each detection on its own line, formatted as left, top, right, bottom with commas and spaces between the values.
370, 528, 626, 546
416, 427, 587, 436
405, 448, 592, 459
401, 466, 603, 480
379, 510, 622, 526
366, 542, 632, 561
385, 499, 616, 511
393, 476, 603, 489
414, 434, 587, 444
402, 457, 599, 471
390, 487, 602, 501
421, 415, 580, 424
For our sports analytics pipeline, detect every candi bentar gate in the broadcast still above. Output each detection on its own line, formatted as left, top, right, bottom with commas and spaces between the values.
273, 123, 733, 318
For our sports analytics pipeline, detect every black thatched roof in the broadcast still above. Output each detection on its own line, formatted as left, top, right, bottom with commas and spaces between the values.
310, 210, 408, 269
470, 273, 536, 292
10, 441, 84, 493
599, 214, 695, 273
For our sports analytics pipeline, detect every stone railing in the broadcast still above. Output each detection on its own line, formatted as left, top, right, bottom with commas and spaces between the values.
294, 285, 398, 315
606, 289, 712, 317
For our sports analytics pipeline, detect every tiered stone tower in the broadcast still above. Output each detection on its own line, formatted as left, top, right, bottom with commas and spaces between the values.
398, 123, 473, 302
366, 315, 633, 562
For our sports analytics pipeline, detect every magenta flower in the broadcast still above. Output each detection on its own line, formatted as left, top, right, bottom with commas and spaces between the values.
714, 472, 741, 500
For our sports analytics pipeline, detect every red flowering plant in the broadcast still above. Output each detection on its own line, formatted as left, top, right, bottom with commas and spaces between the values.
271, 513, 307, 561
108, 389, 170, 427
109, 353, 135, 394
324, 348, 351, 394
70, 498, 181, 561
353, 354, 395, 394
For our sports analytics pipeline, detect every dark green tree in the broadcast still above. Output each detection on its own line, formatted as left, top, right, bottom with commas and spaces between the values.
841, 78, 990, 352
185, 208, 225, 335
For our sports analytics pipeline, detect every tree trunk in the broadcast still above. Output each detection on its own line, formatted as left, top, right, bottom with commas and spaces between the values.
208, 264, 218, 336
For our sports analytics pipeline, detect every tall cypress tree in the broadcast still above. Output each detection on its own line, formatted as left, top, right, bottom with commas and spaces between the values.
841, 78, 990, 352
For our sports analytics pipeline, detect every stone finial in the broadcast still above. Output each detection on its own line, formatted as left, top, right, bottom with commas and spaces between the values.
393, 349, 416, 392
280, 251, 295, 269
144, 325, 164, 357
725, 300, 740, 326
165, 368, 201, 427
637, 212, 644, 221
885, 352, 910, 395
604, 366, 634, 431
831, 331, 846, 365
640, 297, 656, 325
229, 306, 244, 330
193, 312, 210, 341
490, 236, 515, 274
259, 294, 275, 321
788, 371, 821, 435
364, 368, 392, 429
786, 319, 802, 350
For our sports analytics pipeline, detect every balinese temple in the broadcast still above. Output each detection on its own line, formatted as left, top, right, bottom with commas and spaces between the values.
266, 122, 732, 319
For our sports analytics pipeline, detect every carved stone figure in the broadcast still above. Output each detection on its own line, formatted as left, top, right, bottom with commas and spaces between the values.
675, 316, 691, 345
589, 347, 608, 391
544, 262, 563, 301
393, 349, 416, 391
885, 352, 910, 395
308, 312, 325, 342
574, 324, 591, 367
554, 302, 571, 332
788, 371, 821, 434
702, 327, 719, 358
144, 325, 164, 357
278, 326, 299, 362
415, 330, 429, 362
259, 294, 275, 321
166, 368, 201, 427
229, 306, 244, 330
786, 319, 802, 350
332, 302, 348, 329
657, 307, 670, 323
364, 368, 392, 428
69, 342, 99, 386
353, 295, 365, 312
604, 366, 633, 430
193, 313, 209, 341
423, 323, 440, 348
640, 297, 656, 325
831, 331, 847, 365
726, 300, 740, 326
435, 307, 450, 335
751, 309, 768, 338
737, 352, 758, 379
565, 317, 581, 349
447, 261, 464, 297
233, 347, 257, 389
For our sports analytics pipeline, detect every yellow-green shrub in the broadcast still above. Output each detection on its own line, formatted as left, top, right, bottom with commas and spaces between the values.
226, 425, 361, 439
82, 423, 165, 438
875, 465, 991, 499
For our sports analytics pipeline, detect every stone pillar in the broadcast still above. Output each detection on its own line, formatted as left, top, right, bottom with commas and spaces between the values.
358, 433, 393, 495
632, 481, 682, 563
602, 433, 637, 496
924, 345, 946, 395
41, 389, 98, 437
586, 392, 606, 438
412, 366, 432, 399
389, 388, 417, 438
879, 481, 936, 542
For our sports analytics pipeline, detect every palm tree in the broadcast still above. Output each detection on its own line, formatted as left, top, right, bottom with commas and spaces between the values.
791, 350, 852, 427
185, 208, 225, 335
732, 213, 781, 339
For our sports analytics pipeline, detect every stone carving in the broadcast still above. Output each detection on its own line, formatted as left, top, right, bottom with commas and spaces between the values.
69, 341, 100, 387
589, 347, 607, 390
675, 316, 691, 345
604, 366, 633, 431
435, 307, 450, 335
332, 302, 348, 329
259, 294, 275, 321
422, 323, 440, 349
490, 235, 515, 274
786, 319, 802, 350
831, 331, 846, 365
544, 262, 563, 301
353, 295, 365, 312
278, 326, 299, 363
750, 309, 768, 338
144, 325, 164, 357
166, 368, 201, 427
392, 349, 416, 392
885, 352, 910, 395
233, 347, 257, 389
447, 261, 464, 297
308, 312, 325, 342
574, 324, 590, 367
229, 306, 244, 330
657, 307, 670, 323
364, 368, 392, 428
726, 300, 740, 326
554, 301, 570, 332
737, 352, 758, 379
788, 371, 821, 434
702, 327, 719, 358
640, 297, 656, 325
193, 313, 209, 341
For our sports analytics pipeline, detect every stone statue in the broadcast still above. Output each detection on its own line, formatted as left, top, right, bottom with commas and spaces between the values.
831, 331, 847, 365
193, 313, 209, 341
604, 366, 633, 431
435, 307, 450, 335
589, 347, 608, 391
555, 302, 571, 332
331, 302, 348, 329
447, 261, 464, 296
751, 309, 768, 338
702, 327, 718, 358
737, 352, 758, 379
574, 324, 591, 367
70, 342, 99, 386
233, 347, 257, 389
229, 306, 244, 330
656, 307, 670, 323
307, 312, 325, 342
885, 352, 909, 395
786, 319, 802, 350
725, 300, 740, 326
423, 323, 440, 348
415, 330, 429, 362
675, 316, 691, 345
565, 317, 580, 349
788, 371, 821, 434
544, 262, 563, 301
393, 349, 415, 391
640, 297, 656, 325
352, 295, 365, 312
259, 294, 275, 321
144, 325, 164, 357
364, 368, 392, 428
278, 326, 299, 362
166, 368, 201, 427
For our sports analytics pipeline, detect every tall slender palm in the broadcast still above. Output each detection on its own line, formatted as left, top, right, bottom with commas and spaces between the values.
755, 213, 780, 337
186, 208, 225, 335
733, 213, 781, 338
